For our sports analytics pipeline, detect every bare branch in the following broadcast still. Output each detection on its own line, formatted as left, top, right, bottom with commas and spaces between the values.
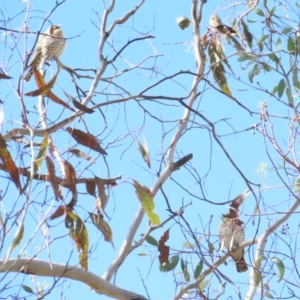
0, 258, 148, 300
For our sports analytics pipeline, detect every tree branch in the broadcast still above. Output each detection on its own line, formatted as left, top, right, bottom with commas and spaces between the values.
0, 258, 148, 300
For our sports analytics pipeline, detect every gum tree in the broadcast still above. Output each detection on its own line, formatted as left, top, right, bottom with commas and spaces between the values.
0, 0, 299, 299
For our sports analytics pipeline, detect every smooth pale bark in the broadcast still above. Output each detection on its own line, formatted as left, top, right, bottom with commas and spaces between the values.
0, 258, 148, 300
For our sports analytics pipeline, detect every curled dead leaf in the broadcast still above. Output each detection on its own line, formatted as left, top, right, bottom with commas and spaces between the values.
45, 156, 63, 201
95, 176, 108, 211
69, 148, 96, 164
66, 127, 107, 155
63, 91, 95, 114
158, 229, 170, 265
0, 133, 21, 190
89, 212, 114, 249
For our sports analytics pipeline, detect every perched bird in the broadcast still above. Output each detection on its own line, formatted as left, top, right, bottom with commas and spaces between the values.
218, 190, 249, 273
24, 25, 66, 82
209, 13, 237, 35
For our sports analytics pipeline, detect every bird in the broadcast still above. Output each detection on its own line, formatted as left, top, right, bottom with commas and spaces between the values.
24, 24, 66, 82
209, 13, 237, 35
218, 190, 249, 273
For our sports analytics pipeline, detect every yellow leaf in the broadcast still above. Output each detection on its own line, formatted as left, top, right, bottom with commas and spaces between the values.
11, 224, 24, 251
33, 133, 49, 174
220, 83, 233, 97
133, 180, 161, 225
65, 212, 89, 270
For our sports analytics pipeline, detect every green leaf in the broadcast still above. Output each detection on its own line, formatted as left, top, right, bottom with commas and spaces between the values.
257, 35, 269, 44
268, 53, 279, 64
262, 63, 272, 72
286, 87, 293, 107
138, 253, 148, 256
199, 279, 210, 290
22, 285, 34, 294
194, 260, 203, 278
248, 64, 261, 83
33, 134, 48, 175
231, 36, 244, 51
287, 36, 295, 53
277, 79, 285, 98
291, 61, 300, 91
237, 53, 255, 62
265, 292, 275, 299
181, 259, 190, 282
241, 19, 253, 48
296, 177, 300, 193
145, 235, 158, 246
184, 269, 190, 282
276, 38, 282, 50
257, 35, 269, 51
160, 254, 179, 272
182, 241, 195, 249
215, 40, 234, 74
270, 85, 278, 95
181, 258, 185, 272
11, 224, 24, 251
254, 270, 261, 286
254, 255, 266, 267
270, 6, 276, 14
232, 18, 237, 28
297, 34, 300, 54
253, 254, 265, 285
282, 28, 292, 34
272, 257, 285, 282
254, 8, 265, 17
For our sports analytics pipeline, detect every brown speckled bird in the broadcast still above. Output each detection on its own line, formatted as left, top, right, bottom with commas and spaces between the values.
209, 13, 237, 35
218, 190, 249, 273
24, 25, 66, 82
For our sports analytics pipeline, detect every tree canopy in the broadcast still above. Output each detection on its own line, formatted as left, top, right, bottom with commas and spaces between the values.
0, 0, 300, 299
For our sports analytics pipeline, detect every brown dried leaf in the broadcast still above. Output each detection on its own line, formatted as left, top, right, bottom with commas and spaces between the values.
0, 133, 21, 190
0, 73, 12, 79
95, 176, 108, 210
45, 156, 63, 201
158, 229, 170, 265
69, 148, 96, 164
66, 127, 107, 155
26, 67, 75, 112
25, 67, 57, 96
48, 91, 76, 112
63, 91, 95, 114
62, 160, 77, 200
85, 179, 96, 197
50, 203, 73, 220
89, 212, 114, 248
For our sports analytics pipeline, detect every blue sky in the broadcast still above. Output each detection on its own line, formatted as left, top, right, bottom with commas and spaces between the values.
0, 0, 299, 299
